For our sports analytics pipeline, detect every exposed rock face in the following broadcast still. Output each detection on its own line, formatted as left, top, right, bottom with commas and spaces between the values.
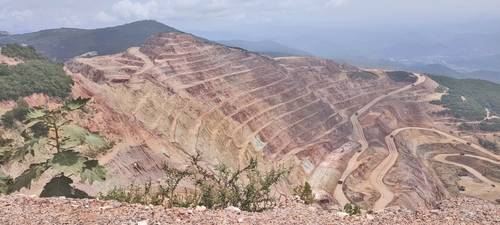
63, 32, 500, 209
65, 33, 406, 196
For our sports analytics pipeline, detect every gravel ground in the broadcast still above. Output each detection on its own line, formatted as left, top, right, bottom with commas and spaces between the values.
0, 195, 498, 225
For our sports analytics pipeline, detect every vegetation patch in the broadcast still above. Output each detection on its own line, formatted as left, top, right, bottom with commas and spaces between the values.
1, 99, 30, 128
430, 75, 500, 121
1, 44, 44, 60
293, 182, 315, 204
386, 71, 417, 83
0, 64, 9, 76
348, 71, 378, 80
479, 119, 500, 132
0, 44, 73, 101
100, 153, 289, 212
344, 203, 361, 216
478, 138, 498, 153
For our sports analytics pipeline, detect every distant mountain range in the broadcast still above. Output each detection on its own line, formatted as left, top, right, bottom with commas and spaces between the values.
0, 20, 178, 61
1, 20, 497, 83
0, 20, 308, 62
218, 40, 310, 57
341, 57, 500, 83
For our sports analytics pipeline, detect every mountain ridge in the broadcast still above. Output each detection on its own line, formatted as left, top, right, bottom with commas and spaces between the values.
0, 20, 179, 61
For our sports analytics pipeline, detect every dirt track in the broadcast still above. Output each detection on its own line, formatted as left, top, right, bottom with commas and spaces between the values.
370, 127, 500, 211
333, 74, 426, 207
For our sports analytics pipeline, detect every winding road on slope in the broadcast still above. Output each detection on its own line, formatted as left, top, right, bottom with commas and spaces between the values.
333, 73, 426, 207
433, 154, 500, 187
370, 126, 500, 211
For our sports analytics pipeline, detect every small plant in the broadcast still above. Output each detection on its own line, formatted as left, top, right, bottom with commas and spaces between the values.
293, 182, 315, 204
344, 203, 361, 216
99, 181, 165, 205
0, 98, 110, 196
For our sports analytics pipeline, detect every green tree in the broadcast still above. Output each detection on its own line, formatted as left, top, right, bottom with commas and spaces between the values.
293, 181, 315, 204
1, 98, 110, 195
344, 203, 361, 216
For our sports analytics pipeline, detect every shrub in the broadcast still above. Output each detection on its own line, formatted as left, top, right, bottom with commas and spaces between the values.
101, 153, 289, 212
99, 182, 166, 205
293, 182, 315, 204
344, 203, 361, 216
189, 154, 289, 212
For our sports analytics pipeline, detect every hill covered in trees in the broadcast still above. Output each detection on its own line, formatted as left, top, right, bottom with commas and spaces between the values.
0, 20, 178, 62
430, 75, 500, 121
0, 44, 73, 101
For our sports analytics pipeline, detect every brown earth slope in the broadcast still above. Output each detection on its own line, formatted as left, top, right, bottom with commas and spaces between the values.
3, 32, 499, 211
64, 32, 407, 197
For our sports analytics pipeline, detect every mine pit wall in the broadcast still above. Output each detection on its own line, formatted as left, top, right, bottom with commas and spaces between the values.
387, 136, 446, 210
64, 32, 421, 198
447, 156, 500, 183
344, 78, 443, 208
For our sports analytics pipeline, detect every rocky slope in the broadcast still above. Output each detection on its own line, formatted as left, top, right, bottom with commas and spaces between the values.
0, 195, 498, 225
2, 31, 499, 211
64, 32, 412, 196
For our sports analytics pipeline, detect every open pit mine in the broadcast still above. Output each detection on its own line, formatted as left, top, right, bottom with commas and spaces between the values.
55, 32, 500, 210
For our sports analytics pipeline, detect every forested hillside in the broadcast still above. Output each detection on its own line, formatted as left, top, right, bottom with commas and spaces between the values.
0, 44, 73, 101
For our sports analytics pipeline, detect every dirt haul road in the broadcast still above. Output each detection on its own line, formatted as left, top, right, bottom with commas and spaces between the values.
333, 73, 426, 208
370, 127, 500, 211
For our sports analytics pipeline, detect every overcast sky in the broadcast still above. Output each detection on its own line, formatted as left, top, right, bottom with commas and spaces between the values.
1, 0, 500, 35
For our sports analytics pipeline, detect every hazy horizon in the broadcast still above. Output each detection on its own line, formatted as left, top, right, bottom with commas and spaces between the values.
2, 0, 500, 81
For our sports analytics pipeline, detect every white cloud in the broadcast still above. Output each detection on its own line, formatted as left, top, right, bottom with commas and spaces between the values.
326, 0, 351, 7
111, 0, 159, 19
96, 11, 117, 22
3, 9, 34, 21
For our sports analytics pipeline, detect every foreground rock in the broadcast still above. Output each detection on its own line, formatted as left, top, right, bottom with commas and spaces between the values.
0, 196, 498, 225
